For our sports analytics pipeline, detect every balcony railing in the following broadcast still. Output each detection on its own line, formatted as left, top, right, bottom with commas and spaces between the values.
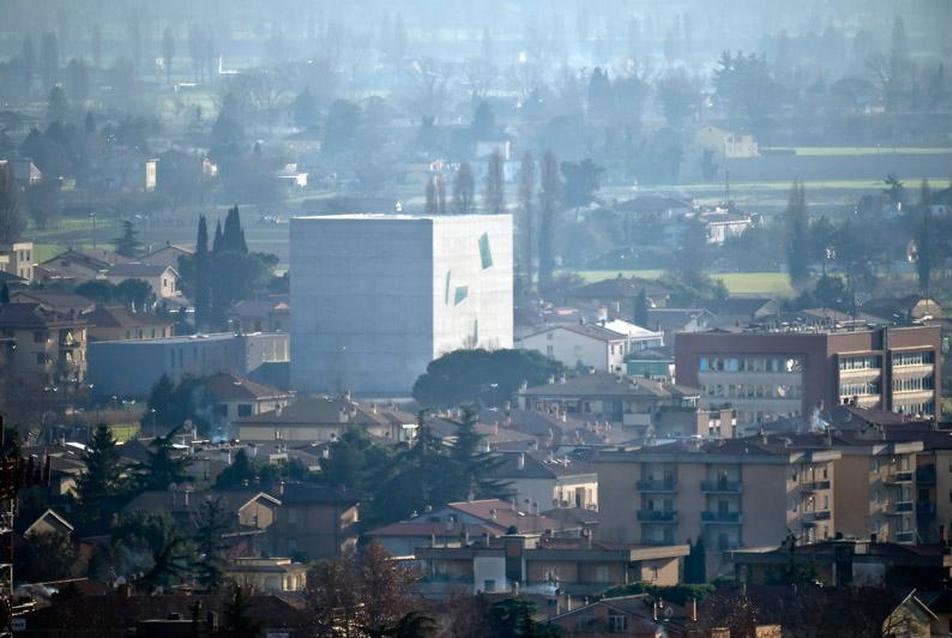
895, 531, 916, 543
800, 480, 831, 491
802, 510, 831, 521
886, 501, 914, 514
884, 471, 914, 484
636, 479, 678, 493
700, 480, 743, 494
637, 510, 677, 523
701, 511, 742, 524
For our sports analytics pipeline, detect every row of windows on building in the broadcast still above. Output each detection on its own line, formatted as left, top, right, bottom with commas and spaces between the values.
894, 351, 934, 367
699, 356, 802, 374
702, 383, 802, 400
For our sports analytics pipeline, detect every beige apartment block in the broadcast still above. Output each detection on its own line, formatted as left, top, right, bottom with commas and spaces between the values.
596, 439, 840, 578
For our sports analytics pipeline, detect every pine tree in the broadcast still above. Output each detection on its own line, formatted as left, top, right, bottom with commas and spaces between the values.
193, 498, 229, 591
538, 150, 562, 291
133, 425, 191, 492
75, 424, 123, 525
519, 152, 535, 291
483, 150, 505, 215
115, 219, 145, 258
194, 215, 211, 330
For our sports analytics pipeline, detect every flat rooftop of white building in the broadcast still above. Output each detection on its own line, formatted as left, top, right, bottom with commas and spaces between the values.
292, 213, 510, 222
90, 331, 285, 346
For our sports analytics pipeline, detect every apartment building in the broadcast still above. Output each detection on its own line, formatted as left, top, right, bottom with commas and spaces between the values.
0, 241, 35, 283
675, 325, 941, 429
516, 370, 704, 437
595, 439, 841, 576
0, 302, 88, 387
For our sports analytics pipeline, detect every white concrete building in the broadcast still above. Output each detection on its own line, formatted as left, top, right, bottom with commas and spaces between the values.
517, 323, 627, 372
290, 214, 513, 396
597, 319, 665, 352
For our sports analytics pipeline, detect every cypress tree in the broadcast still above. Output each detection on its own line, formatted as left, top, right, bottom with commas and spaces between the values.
212, 219, 223, 253
194, 215, 210, 330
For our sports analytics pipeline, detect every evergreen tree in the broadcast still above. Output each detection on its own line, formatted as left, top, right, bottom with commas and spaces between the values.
447, 406, 508, 502
538, 150, 562, 291
75, 424, 123, 525
436, 175, 447, 215
214, 449, 257, 489
194, 215, 211, 329
633, 288, 649, 327
115, 219, 145, 258
784, 180, 810, 286
483, 150, 505, 215
916, 180, 933, 294
424, 177, 438, 215
161, 27, 175, 84
212, 219, 223, 252
0, 163, 25, 244
133, 425, 191, 492
453, 162, 475, 215
221, 584, 261, 638
318, 427, 393, 498
192, 498, 229, 591
518, 151, 535, 291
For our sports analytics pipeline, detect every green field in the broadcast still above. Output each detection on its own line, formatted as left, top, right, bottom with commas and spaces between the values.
763, 146, 952, 157
575, 270, 794, 296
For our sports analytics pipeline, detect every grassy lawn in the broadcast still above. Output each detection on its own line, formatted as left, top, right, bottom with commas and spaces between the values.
762, 146, 952, 157
574, 270, 794, 296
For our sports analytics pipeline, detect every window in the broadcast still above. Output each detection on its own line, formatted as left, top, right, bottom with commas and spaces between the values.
546, 345, 554, 357
608, 615, 628, 632
454, 286, 468, 305
483, 580, 496, 592
238, 404, 253, 417
35, 352, 47, 365
33, 331, 46, 343
478, 233, 493, 269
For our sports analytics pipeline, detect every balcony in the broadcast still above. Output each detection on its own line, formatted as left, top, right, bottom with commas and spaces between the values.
801, 510, 832, 524
916, 502, 936, 515
800, 480, 831, 492
636, 479, 678, 493
895, 531, 916, 544
884, 471, 914, 484
701, 511, 742, 524
700, 480, 743, 494
637, 510, 677, 523
886, 501, 914, 515
916, 466, 936, 485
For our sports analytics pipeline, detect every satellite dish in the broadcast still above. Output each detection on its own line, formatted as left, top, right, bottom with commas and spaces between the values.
664, 606, 675, 619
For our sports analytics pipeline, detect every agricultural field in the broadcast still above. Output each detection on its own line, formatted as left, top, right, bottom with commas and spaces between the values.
573, 270, 794, 296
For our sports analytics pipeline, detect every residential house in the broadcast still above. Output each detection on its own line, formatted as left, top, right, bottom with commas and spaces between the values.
862, 295, 942, 325
597, 319, 665, 352
86, 305, 174, 341
268, 484, 359, 559
23, 509, 74, 537
224, 557, 308, 593
0, 240, 35, 282
516, 370, 701, 436
123, 488, 280, 534
625, 350, 675, 383
37, 248, 130, 285
203, 373, 293, 438
645, 308, 717, 348
230, 297, 290, 333
546, 594, 699, 637
0, 302, 87, 387
9, 291, 96, 317
708, 297, 779, 330
417, 535, 689, 597
518, 323, 629, 372
365, 499, 565, 558
563, 277, 674, 315
696, 126, 759, 158
0, 158, 42, 187
236, 395, 416, 443
104, 262, 180, 300
139, 243, 194, 271
698, 209, 756, 245
595, 438, 842, 577
486, 451, 598, 511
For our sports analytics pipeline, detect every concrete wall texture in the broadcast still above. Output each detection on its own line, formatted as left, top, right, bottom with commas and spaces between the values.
290, 214, 513, 396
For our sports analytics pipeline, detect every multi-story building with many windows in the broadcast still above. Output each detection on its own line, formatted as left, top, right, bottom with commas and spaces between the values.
595, 439, 841, 577
675, 325, 941, 429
